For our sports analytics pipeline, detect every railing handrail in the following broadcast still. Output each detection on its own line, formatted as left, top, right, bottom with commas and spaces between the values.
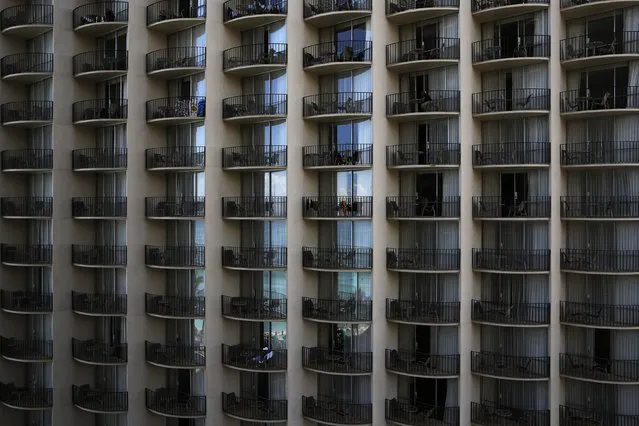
388, 89, 460, 97
147, 46, 206, 55
222, 93, 288, 103
562, 248, 639, 255
304, 0, 369, 17
472, 0, 548, 11
224, 0, 287, 21
474, 248, 550, 254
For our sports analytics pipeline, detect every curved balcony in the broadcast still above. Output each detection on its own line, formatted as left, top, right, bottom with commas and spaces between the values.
472, 248, 550, 273
145, 293, 205, 319
561, 87, 639, 119
222, 246, 287, 270
303, 143, 372, 170
147, 0, 206, 32
303, 40, 372, 75
561, 141, 639, 168
0, 4, 53, 38
146, 47, 205, 79
560, 405, 639, 426
223, 94, 286, 123
386, 38, 459, 73
471, 351, 550, 380
386, 0, 459, 25
472, 36, 550, 72
561, 32, 639, 70
303, 247, 372, 271
472, 196, 551, 220
145, 196, 205, 219
1, 197, 52, 219
221, 295, 287, 322
73, 2, 127, 35
145, 245, 204, 269
1, 101, 52, 128
304, 0, 370, 27
146, 146, 205, 171
303, 92, 371, 122
303, 196, 372, 220
0, 384, 52, 410
561, 249, 639, 275
222, 392, 287, 422
146, 389, 206, 418
472, 402, 549, 426
72, 339, 127, 365
385, 350, 460, 378
386, 143, 460, 170
387, 90, 459, 121
1, 290, 52, 314
561, 196, 639, 220
560, 0, 639, 19
302, 347, 372, 376
561, 301, 639, 329
1, 53, 52, 83
303, 396, 372, 425
145, 341, 205, 369
471, 0, 548, 23
72, 385, 128, 414
386, 399, 460, 426
72, 197, 127, 219
71, 245, 127, 268
224, 43, 287, 76
473, 88, 550, 120
223, 0, 287, 30
146, 96, 205, 125
222, 344, 287, 372
473, 142, 550, 169
222, 196, 287, 220
72, 292, 127, 317
1, 244, 52, 267
1, 149, 52, 172
73, 50, 127, 80
387, 248, 460, 273
72, 99, 127, 126
560, 353, 639, 384
472, 300, 550, 327
72, 148, 127, 171
386, 196, 460, 220
0, 338, 52, 363
222, 145, 286, 171
303, 297, 372, 324
386, 299, 460, 325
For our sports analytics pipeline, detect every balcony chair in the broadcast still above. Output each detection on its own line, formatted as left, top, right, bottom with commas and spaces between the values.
515, 93, 533, 109
483, 95, 505, 112
386, 200, 400, 217
592, 92, 611, 109
564, 43, 585, 60
508, 200, 527, 217
598, 38, 616, 55
395, 149, 416, 165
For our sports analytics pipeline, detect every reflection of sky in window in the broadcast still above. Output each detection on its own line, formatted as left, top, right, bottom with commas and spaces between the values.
337, 170, 372, 196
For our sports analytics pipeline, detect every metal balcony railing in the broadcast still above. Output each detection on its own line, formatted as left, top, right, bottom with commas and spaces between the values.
1, 197, 52, 217
1, 100, 53, 123
473, 248, 550, 272
560, 353, 639, 382
147, 0, 206, 25
0, 53, 52, 77
222, 392, 287, 421
561, 87, 639, 113
146, 96, 205, 120
303, 143, 372, 168
222, 196, 287, 218
72, 339, 127, 364
472, 300, 550, 325
222, 246, 287, 269
385, 349, 460, 376
302, 297, 372, 322
0, 383, 52, 409
472, 196, 551, 219
72, 291, 127, 315
1, 244, 52, 265
224, 0, 287, 22
559, 405, 639, 425
387, 248, 460, 271
387, 38, 460, 66
0, 337, 52, 361
221, 296, 287, 320
223, 43, 287, 69
221, 344, 287, 371
146, 388, 206, 417
472, 401, 550, 426
561, 32, 639, 61
73, 50, 127, 75
560, 0, 619, 8
303, 247, 372, 270
473, 142, 550, 166
145, 196, 205, 218
1, 149, 52, 171
145, 341, 205, 367
146, 146, 205, 169
304, 92, 372, 117
386, 399, 460, 426
386, 196, 460, 219
302, 347, 372, 374
72, 385, 128, 413
71, 245, 127, 266
303, 196, 373, 218
471, 351, 550, 379
472, 0, 548, 12
561, 196, 639, 218
304, 0, 370, 17
72, 148, 127, 169
561, 249, 639, 273
386, 0, 459, 15
145, 293, 205, 318
386, 299, 460, 324
0, 4, 53, 31
303, 40, 372, 67
72, 1, 128, 28
147, 47, 205, 73
72, 99, 127, 122
222, 145, 287, 169
72, 197, 127, 218
1, 290, 52, 313
473, 88, 550, 114
223, 93, 287, 119
302, 396, 372, 424
387, 90, 460, 115
145, 245, 205, 268
472, 35, 550, 63
561, 301, 639, 327
561, 141, 639, 166
386, 143, 461, 167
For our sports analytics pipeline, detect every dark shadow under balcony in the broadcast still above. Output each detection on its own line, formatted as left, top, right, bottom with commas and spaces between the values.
145, 293, 205, 319
303, 40, 371, 74
386, 0, 459, 24
1, 149, 52, 172
222, 392, 287, 422
1, 197, 52, 219
561, 87, 639, 118
471, 0, 548, 22
472, 300, 550, 326
72, 385, 128, 414
223, 0, 287, 30
473, 196, 550, 220
146, 96, 205, 125
304, 0, 370, 27
71, 245, 127, 268
73, 50, 127, 80
303, 396, 371, 425
223, 94, 286, 123
72, 1, 128, 35
303, 196, 372, 219
303, 297, 372, 323
560, 32, 639, 70
303, 247, 372, 271
0, 338, 52, 362
386, 143, 460, 169
1, 101, 52, 128
222, 246, 287, 270
146, 47, 205, 79
0, 383, 52, 410
145, 341, 205, 368
1, 290, 52, 314
561, 249, 639, 274
146, 146, 205, 171
145, 196, 205, 219
560, 301, 639, 328
559, 404, 639, 426
386, 299, 460, 325
302, 347, 372, 375
72, 291, 127, 316
222, 145, 286, 171
147, 0, 206, 32
0, 4, 53, 38
473, 249, 550, 273
472, 401, 549, 426
386, 349, 460, 378
1, 53, 52, 83
386, 196, 460, 220
72, 148, 127, 171
223, 43, 287, 76
386, 398, 460, 426
386, 38, 459, 73
72, 339, 127, 365
560, 353, 639, 383
222, 344, 287, 372
72, 197, 127, 219
559, 0, 639, 19
1, 244, 52, 267
146, 388, 206, 418
473, 142, 550, 168
561, 141, 639, 168
72, 99, 128, 126
471, 351, 550, 380
145, 245, 204, 269
223, 196, 287, 219
561, 196, 639, 220
221, 295, 287, 321
303, 92, 372, 122
387, 90, 459, 121
303, 143, 372, 170
472, 36, 550, 71
473, 88, 550, 119
387, 248, 460, 272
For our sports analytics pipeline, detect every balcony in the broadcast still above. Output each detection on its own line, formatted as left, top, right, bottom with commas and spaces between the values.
303, 396, 372, 425
303, 196, 373, 220
146, 47, 205, 79
386, 350, 460, 378
304, 0, 370, 27
223, 94, 286, 123
472, 196, 551, 220
472, 300, 550, 327
471, 0, 548, 23
72, 148, 127, 171
1, 149, 52, 172
145, 196, 205, 219
73, 50, 127, 80
303, 40, 372, 75
145, 293, 205, 319
222, 196, 287, 220
146, 389, 206, 418
71, 245, 127, 268
303, 144, 372, 170
386, 143, 460, 170
386, 38, 459, 73
145, 245, 205, 269
386, 299, 460, 325
473, 88, 550, 120
222, 145, 286, 171
561, 301, 639, 328
471, 351, 550, 380
561, 196, 639, 220
222, 344, 287, 372
386, 196, 460, 220
561, 88, 639, 119
72, 197, 127, 219
471, 401, 549, 426
302, 347, 372, 375
146, 96, 205, 125
222, 246, 287, 270
223, 43, 287, 76
72, 99, 127, 126
147, 0, 206, 32
472, 36, 550, 72
221, 295, 287, 321
145, 341, 205, 369
560, 353, 639, 383
0, 384, 52, 410
560, 0, 639, 19
0, 4, 53, 38
473, 142, 550, 169
0, 338, 52, 362
561, 141, 639, 168
1, 290, 52, 314
303, 92, 372, 122
386, 0, 459, 25
1, 244, 52, 267
1, 53, 52, 83
1, 197, 52, 219
72, 385, 128, 414
223, 0, 287, 30
386, 399, 460, 426
72, 292, 127, 316
73, 2, 127, 35
302, 297, 372, 323
72, 339, 127, 365
387, 90, 459, 121
387, 248, 460, 272
560, 405, 639, 426
472, 249, 550, 273
561, 249, 639, 274
222, 392, 287, 422
561, 33, 639, 70
0, 101, 52, 128
146, 146, 205, 171
303, 247, 372, 271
